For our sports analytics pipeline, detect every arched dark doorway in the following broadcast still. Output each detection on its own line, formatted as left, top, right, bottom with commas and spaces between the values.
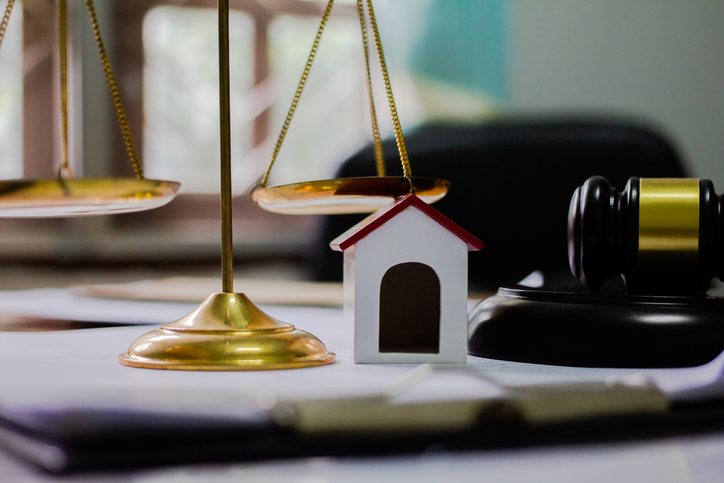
379, 262, 441, 353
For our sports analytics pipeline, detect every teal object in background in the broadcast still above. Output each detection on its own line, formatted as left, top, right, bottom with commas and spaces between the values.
409, 0, 508, 101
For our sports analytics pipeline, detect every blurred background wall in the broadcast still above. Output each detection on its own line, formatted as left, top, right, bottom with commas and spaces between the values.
0, 0, 722, 268
508, 0, 724, 188
385, 0, 724, 187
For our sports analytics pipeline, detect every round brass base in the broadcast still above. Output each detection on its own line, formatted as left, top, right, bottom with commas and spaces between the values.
119, 293, 335, 371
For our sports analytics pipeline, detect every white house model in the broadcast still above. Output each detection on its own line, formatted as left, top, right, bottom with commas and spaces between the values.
330, 194, 483, 363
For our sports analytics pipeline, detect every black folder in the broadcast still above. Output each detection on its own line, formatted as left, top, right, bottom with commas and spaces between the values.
3, 375, 724, 474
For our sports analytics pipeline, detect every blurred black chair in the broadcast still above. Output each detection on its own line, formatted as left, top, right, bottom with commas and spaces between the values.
308, 116, 687, 290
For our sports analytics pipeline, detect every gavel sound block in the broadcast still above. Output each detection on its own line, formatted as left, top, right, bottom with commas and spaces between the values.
467, 176, 724, 368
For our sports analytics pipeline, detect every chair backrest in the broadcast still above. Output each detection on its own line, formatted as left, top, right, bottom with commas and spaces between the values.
308, 117, 687, 290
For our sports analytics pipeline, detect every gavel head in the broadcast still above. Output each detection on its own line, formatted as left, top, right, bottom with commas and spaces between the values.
568, 176, 724, 294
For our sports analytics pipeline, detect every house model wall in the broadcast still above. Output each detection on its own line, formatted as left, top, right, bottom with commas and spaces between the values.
331, 194, 482, 363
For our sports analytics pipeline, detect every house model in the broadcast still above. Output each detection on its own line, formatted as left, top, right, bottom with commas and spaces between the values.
330, 194, 483, 363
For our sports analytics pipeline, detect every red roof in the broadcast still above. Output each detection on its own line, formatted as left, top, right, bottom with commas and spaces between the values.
330, 194, 483, 252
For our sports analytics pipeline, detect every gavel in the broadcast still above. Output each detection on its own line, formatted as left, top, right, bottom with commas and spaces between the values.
568, 176, 724, 293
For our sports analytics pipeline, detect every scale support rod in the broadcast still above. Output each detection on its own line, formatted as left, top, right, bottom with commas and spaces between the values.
218, 0, 233, 293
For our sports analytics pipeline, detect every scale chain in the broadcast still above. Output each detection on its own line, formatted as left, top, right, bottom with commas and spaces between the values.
1, 0, 141, 180
365, 0, 412, 184
84, 0, 144, 179
356, 0, 385, 178
260, 0, 335, 188
0, 0, 15, 51
259, 0, 413, 191
58, 0, 74, 179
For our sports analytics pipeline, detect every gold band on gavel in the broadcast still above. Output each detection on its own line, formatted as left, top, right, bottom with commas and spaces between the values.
638, 178, 700, 290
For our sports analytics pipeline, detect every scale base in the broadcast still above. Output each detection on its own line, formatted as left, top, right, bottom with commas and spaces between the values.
468, 282, 724, 368
119, 293, 335, 371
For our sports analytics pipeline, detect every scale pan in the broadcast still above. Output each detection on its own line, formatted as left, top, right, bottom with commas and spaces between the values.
252, 177, 449, 215
0, 178, 180, 218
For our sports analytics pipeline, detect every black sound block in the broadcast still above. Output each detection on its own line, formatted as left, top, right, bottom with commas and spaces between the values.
467, 279, 724, 368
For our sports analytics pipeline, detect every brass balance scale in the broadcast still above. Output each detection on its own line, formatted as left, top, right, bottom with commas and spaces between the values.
1, 0, 449, 370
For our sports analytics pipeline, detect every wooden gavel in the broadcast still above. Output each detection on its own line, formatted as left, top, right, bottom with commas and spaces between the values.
568, 176, 724, 293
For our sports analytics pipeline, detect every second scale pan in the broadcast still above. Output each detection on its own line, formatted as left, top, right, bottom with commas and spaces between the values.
0, 178, 180, 218
252, 177, 450, 215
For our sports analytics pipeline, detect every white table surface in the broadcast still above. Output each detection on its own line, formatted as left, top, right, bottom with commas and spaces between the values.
1, 290, 724, 482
